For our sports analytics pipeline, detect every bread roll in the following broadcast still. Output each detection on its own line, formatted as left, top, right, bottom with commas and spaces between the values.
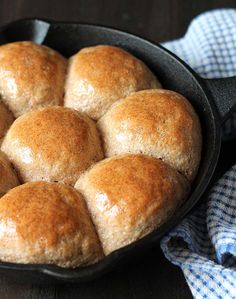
0, 151, 19, 197
1, 107, 104, 185
0, 41, 67, 117
0, 182, 103, 267
98, 89, 202, 181
0, 101, 14, 144
64, 45, 161, 120
75, 154, 190, 255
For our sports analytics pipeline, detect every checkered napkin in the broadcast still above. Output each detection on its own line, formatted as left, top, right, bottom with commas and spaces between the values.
160, 9, 236, 299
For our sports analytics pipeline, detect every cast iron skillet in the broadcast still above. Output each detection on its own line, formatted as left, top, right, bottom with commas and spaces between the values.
0, 19, 236, 284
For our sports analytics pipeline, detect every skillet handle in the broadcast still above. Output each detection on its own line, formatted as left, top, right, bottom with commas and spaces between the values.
204, 77, 236, 124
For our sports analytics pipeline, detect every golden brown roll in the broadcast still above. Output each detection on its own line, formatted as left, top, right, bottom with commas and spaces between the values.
0, 182, 103, 267
1, 107, 104, 185
98, 89, 202, 181
0, 151, 19, 197
75, 154, 190, 255
0, 101, 14, 144
64, 45, 161, 120
0, 41, 67, 117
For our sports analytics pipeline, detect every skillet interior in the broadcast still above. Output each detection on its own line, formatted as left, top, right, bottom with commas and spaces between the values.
0, 19, 221, 283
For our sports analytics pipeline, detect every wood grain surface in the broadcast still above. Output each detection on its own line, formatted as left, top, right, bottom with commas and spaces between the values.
0, 0, 236, 298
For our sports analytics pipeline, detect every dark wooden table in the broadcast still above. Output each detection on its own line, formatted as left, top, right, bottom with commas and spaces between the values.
1, 0, 236, 298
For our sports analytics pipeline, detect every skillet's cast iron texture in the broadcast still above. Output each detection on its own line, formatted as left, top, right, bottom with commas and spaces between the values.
0, 19, 236, 284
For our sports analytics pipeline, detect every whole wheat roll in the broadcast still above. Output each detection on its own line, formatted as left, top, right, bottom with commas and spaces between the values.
0, 182, 104, 267
0, 151, 19, 197
1, 106, 104, 185
98, 89, 202, 181
0, 41, 67, 117
0, 101, 14, 144
64, 45, 161, 120
75, 154, 190, 255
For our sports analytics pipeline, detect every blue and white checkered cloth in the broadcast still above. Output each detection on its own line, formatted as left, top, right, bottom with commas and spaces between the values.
160, 9, 236, 299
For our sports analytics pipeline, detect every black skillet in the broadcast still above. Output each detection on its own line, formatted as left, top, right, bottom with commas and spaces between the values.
0, 19, 236, 284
